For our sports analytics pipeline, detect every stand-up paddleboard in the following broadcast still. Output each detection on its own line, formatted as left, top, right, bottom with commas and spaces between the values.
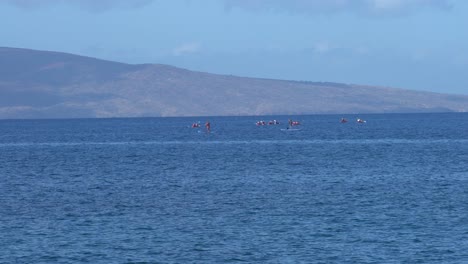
197, 130, 215, 134
281, 127, 301, 131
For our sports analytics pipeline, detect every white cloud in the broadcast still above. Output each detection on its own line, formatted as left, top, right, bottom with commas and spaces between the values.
372, 0, 405, 10
223, 0, 452, 16
2, 0, 154, 11
3, 0, 451, 14
172, 42, 201, 56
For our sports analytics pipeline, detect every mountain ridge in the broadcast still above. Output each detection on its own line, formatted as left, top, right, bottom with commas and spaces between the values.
1, 47, 467, 119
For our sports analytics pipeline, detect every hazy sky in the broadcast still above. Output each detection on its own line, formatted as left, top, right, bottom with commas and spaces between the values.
1, 0, 467, 94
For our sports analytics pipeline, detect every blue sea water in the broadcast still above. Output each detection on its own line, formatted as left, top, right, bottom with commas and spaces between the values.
1, 113, 467, 263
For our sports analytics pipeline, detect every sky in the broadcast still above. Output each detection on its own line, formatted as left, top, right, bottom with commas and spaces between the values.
1, 0, 467, 94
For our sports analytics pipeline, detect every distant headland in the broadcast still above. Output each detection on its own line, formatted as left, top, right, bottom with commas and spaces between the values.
1, 47, 468, 119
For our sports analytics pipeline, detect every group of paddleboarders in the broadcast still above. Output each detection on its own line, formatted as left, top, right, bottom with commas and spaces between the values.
288, 119, 301, 127
341, 118, 366, 123
192, 121, 211, 132
255, 119, 300, 128
256, 120, 280, 126
191, 117, 366, 133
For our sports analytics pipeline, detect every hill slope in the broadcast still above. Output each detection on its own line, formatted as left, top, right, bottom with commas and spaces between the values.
1, 47, 467, 118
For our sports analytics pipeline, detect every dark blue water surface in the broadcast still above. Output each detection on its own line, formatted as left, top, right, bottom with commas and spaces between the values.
1, 113, 468, 263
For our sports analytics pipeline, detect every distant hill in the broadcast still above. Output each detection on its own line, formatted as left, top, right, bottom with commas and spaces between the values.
1, 47, 468, 119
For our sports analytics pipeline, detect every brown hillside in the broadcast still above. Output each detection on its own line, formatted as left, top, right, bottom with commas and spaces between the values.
1, 47, 467, 118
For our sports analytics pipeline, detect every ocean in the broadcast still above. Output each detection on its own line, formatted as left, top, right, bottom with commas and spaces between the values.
1, 113, 467, 263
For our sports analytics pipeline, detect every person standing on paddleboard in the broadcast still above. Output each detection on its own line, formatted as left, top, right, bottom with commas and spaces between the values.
205, 121, 211, 133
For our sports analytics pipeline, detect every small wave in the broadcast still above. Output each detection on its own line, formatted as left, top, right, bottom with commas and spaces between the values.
0, 139, 467, 148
